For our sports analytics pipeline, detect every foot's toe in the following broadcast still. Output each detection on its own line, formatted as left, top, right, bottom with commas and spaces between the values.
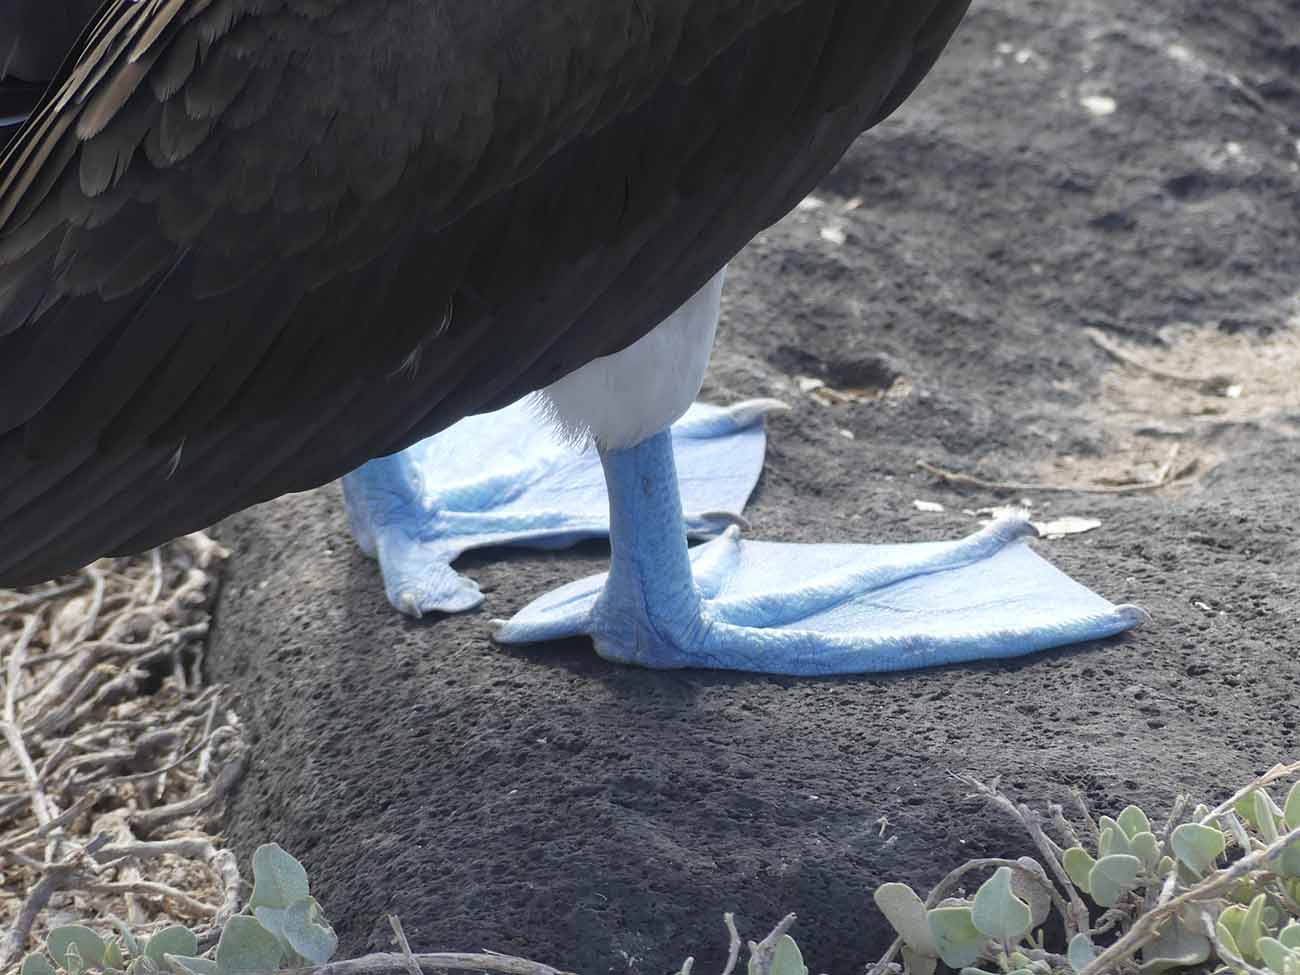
497, 519, 1144, 675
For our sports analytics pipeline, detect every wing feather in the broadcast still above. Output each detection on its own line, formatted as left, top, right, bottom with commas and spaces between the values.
0, 0, 972, 585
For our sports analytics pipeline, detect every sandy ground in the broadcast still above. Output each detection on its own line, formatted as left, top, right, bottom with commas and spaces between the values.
207, 0, 1300, 972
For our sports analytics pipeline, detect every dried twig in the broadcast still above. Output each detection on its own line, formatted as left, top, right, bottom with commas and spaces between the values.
745, 915, 798, 975
916, 453, 1196, 496
387, 916, 423, 975
280, 952, 577, 975
2, 534, 238, 963
1085, 328, 1235, 395
720, 914, 742, 975
129, 751, 246, 837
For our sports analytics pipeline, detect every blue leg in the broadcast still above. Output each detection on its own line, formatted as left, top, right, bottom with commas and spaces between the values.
341, 398, 782, 617
494, 428, 1146, 675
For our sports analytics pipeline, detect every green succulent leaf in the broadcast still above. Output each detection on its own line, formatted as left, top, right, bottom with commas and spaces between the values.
21, 955, 57, 975
1117, 805, 1152, 840
1280, 838, 1300, 878
1217, 924, 1242, 962
104, 940, 126, 971
1067, 934, 1096, 973
901, 946, 938, 975
1062, 847, 1096, 893
1285, 782, 1300, 831
928, 905, 986, 969
249, 843, 310, 911
283, 897, 338, 964
1136, 916, 1211, 974
145, 928, 198, 968
1235, 790, 1281, 830
1011, 859, 1051, 929
1220, 905, 1246, 951
1130, 832, 1161, 871
874, 883, 939, 957
1099, 822, 1133, 859
215, 916, 284, 974
163, 956, 219, 975
1170, 823, 1225, 875
48, 927, 106, 972
970, 867, 1032, 942
1280, 924, 1300, 950
769, 936, 807, 975
1257, 791, 1281, 844
1238, 893, 1267, 962
1088, 854, 1142, 908
252, 907, 289, 951
1257, 937, 1299, 975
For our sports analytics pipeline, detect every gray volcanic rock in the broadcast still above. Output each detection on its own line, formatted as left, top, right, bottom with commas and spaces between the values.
206, 0, 1300, 972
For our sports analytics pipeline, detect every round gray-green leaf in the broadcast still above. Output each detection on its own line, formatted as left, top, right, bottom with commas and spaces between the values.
1117, 805, 1151, 840
1088, 854, 1142, 908
144, 928, 197, 968
1237, 893, 1267, 962
1067, 934, 1096, 973
21, 955, 57, 975
284, 897, 339, 964
928, 905, 985, 969
1129, 832, 1160, 871
1011, 860, 1051, 930
1170, 823, 1224, 875
874, 883, 939, 956
47, 927, 106, 971
1062, 848, 1096, 893
252, 906, 290, 950
1257, 937, 1299, 975
215, 916, 284, 974
769, 935, 807, 975
1136, 917, 1211, 974
249, 843, 310, 910
1285, 782, 1300, 831
163, 956, 219, 975
901, 946, 938, 975
971, 867, 1032, 942
1280, 923, 1300, 950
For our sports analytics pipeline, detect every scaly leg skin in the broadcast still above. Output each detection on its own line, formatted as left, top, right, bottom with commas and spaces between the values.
494, 429, 1147, 675
341, 398, 784, 617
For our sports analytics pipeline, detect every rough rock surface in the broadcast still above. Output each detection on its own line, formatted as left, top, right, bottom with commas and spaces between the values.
207, 0, 1300, 971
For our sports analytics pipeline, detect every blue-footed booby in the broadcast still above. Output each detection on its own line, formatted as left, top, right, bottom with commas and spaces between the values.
0, 0, 1143, 673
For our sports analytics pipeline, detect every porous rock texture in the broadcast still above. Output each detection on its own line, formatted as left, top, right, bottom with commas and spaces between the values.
207, 0, 1300, 971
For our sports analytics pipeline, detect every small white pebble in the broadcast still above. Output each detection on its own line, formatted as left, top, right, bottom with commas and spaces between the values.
820, 224, 847, 245
1225, 384, 1243, 399
839, 428, 855, 440
1014, 49, 1033, 64
1225, 141, 1243, 158
1080, 94, 1117, 117
797, 195, 825, 211
914, 500, 945, 513
996, 42, 1014, 55
1166, 43, 1193, 64
795, 375, 825, 393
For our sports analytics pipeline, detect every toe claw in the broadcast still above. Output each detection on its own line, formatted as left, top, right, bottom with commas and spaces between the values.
397, 591, 424, 619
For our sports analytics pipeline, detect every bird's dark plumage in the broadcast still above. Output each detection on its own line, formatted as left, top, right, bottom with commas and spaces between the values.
0, 0, 970, 586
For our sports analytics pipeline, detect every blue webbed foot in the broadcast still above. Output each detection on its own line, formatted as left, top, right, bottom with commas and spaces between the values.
494, 429, 1146, 675
341, 398, 783, 616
